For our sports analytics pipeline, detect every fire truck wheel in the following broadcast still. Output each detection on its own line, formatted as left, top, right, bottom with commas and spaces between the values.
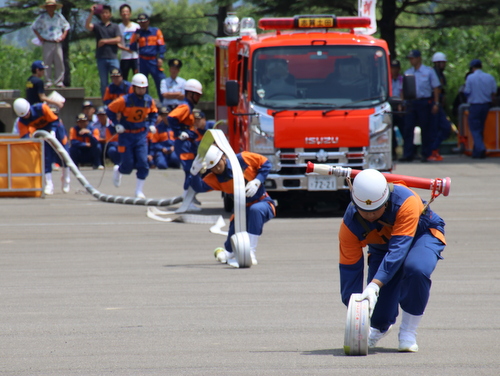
223, 192, 234, 212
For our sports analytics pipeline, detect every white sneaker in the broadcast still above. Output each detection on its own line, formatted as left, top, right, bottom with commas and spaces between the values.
113, 165, 121, 187
136, 191, 146, 199
186, 202, 202, 212
368, 325, 392, 348
44, 183, 54, 195
398, 340, 419, 352
61, 179, 70, 193
251, 250, 258, 265
97, 165, 104, 170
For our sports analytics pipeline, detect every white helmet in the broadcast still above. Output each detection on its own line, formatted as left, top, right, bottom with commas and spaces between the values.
432, 52, 447, 63
131, 73, 148, 88
13, 98, 30, 117
351, 169, 390, 211
184, 79, 203, 95
204, 145, 223, 169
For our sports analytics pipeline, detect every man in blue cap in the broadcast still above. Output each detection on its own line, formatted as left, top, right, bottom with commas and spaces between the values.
463, 59, 497, 159
401, 49, 441, 162
26, 60, 64, 108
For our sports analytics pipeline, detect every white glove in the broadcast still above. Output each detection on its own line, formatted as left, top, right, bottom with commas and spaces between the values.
190, 154, 207, 176
179, 131, 189, 140
356, 282, 380, 318
149, 125, 157, 134
115, 124, 125, 134
245, 179, 262, 197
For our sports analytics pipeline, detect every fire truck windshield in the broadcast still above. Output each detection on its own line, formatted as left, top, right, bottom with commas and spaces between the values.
253, 45, 389, 109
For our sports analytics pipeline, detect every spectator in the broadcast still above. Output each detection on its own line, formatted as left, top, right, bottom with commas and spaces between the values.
189, 145, 276, 266
106, 73, 158, 198
85, 4, 122, 96
390, 59, 404, 159
92, 106, 114, 164
82, 100, 98, 124
13, 98, 62, 194
117, 3, 140, 80
130, 13, 166, 100
160, 59, 186, 111
167, 79, 203, 202
148, 107, 180, 169
338, 169, 445, 352
26, 60, 64, 108
69, 113, 103, 170
31, 0, 69, 88
103, 68, 133, 106
428, 52, 452, 161
401, 49, 441, 162
463, 59, 497, 159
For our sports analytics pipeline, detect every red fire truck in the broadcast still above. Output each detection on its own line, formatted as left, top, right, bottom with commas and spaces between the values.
215, 15, 399, 210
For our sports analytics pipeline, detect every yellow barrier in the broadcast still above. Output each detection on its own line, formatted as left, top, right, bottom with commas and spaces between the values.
0, 137, 44, 197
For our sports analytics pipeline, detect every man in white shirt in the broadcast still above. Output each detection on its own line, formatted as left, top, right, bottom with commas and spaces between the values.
117, 3, 140, 81
160, 59, 186, 111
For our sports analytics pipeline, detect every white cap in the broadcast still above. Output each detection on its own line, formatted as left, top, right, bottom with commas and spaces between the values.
13, 98, 30, 117
184, 79, 203, 95
351, 169, 390, 211
432, 52, 447, 63
131, 73, 148, 88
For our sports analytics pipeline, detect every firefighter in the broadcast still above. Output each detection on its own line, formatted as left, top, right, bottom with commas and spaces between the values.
106, 73, 158, 198
189, 145, 276, 266
338, 169, 446, 352
13, 98, 68, 195
167, 78, 203, 200
69, 113, 102, 170
102, 68, 133, 106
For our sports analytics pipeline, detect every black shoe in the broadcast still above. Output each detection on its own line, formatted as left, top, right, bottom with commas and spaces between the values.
472, 151, 487, 159
399, 157, 413, 162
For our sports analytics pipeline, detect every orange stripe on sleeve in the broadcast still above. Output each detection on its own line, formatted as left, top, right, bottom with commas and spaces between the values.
339, 220, 364, 265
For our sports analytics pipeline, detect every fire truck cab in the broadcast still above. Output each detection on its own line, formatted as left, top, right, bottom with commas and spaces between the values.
215, 15, 398, 210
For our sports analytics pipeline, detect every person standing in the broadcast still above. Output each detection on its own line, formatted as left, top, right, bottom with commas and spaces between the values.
129, 13, 166, 100
106, 73, 158, 198
390, 59, 404, 159
31, 0, 69, 88
428, 52, 452, 161
338, 169, 445, 352
160, 59, 186, 111
463, 59, 497, 159
167, 79, 203, 200
401, 49, 441, 162
26, 60, 64, 108
117, 3, 140, 81
85, 4, 121, 96
190, 145, 276, 266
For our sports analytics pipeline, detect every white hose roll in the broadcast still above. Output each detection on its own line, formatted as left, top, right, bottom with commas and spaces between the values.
344, 293, 370, 356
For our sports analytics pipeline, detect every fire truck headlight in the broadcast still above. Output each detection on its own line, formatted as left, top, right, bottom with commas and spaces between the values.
251, 128, 275, 154
368, 127, 391, 169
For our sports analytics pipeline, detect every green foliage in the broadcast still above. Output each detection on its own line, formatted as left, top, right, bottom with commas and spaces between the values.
0, 42, 40, 91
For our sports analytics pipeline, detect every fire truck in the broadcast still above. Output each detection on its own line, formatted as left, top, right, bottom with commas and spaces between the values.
214, 15, 402, 210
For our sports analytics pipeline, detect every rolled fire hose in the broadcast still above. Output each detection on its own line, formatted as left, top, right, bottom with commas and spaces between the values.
34, 130, 183, 206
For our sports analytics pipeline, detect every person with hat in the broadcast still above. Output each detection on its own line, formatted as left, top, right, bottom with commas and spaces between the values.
167, 78, 204, 203
148, 106, 180, 169
103, 68, 133, 106
160, 59, 186, 111
390, 59, 404, 159
189, 145, 276, 266
26, 60, 64, 108
401, 49, 442, 162
82, 100, 98, 124
31, 0, 70, 88
91, 106, 115, 164
69, 113, 103, 170
129, 13, 166, 100
85, 4, 122, 96
338, 169, 446, 352
13, 98, 66, 194
117, 4, 140, 81
106, 73, 159, 198
463, 59, 497, 159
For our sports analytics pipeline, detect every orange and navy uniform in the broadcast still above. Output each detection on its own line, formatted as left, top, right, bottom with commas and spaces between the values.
17, 103, 58, 138
103, 80, 133, 106
106, 93, 158, 179
69, 124, 102, 167
129, 27, 166, 60
148, 123, 179, 169
339, 183, 445, 326
190, 151, 275, 253
69, 125, 100, 147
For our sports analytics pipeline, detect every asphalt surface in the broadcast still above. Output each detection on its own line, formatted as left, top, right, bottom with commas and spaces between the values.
0, 155, 499, 375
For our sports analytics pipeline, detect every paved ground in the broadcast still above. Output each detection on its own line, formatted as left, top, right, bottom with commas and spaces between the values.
0, 155, 499, 375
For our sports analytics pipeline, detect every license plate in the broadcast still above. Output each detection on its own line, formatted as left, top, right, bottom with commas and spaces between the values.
308, 175, 337, 191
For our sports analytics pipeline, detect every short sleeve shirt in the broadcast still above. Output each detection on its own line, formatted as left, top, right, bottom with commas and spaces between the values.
404, 64, 441, 99
93, 21, 121, 59
26, 76, 45, 105
119, 22, 140, 60
31, 11, 70, 41
464, 70, 497, 104
160, 76, 186, 106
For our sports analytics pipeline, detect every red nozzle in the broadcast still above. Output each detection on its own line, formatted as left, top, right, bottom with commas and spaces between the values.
306, 161, 315, 174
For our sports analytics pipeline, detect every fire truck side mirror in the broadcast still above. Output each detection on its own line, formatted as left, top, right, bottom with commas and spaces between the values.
403, 74, 417, 100
226, 80, 240, 107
